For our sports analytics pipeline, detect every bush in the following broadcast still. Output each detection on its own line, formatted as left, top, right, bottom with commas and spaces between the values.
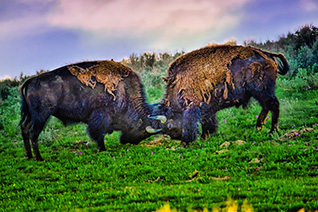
122, 51, 185, 103
0, 87, 21, 137
244, 24, 318, 92
0, 86, 10, 102
279, 67, 318, 91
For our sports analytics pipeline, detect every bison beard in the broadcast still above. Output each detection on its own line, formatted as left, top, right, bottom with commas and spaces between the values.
19, 60, 165, 161
160, 45, 289, 145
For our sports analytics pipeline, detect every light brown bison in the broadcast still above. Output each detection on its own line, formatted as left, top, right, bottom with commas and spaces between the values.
20, 60, 165, 161
159, 45, 289, 144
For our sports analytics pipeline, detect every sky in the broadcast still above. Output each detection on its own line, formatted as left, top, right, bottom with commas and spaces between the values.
1, 0, 318, 80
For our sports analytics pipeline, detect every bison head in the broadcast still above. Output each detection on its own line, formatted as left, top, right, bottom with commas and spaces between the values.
148, 104, 183, 140
119, 115, 165, 145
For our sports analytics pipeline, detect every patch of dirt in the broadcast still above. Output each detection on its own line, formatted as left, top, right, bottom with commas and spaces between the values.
249, 158, 263, 163
145, 177, 161, 183
212, 176, 230, 181
234, 140, 246, 145
144, 135, 170, 147
284, 128, 314, 139
219, 141, 231, 148
214, 149, 229, 154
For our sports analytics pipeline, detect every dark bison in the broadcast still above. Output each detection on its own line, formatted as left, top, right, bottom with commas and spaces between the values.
159, 45, 289, 144
20, 60, 166, 161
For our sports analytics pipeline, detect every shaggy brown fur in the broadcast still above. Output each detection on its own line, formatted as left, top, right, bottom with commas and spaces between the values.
68, 60, 131, 100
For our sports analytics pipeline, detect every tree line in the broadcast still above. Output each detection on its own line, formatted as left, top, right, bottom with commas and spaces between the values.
1, 24, 318, 101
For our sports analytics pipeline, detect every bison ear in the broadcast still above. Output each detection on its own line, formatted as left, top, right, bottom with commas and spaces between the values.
161, 76, 168, 84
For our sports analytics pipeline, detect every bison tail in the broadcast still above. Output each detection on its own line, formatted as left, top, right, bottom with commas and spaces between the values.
19, 83, 29, 126
272, 53, 290, 75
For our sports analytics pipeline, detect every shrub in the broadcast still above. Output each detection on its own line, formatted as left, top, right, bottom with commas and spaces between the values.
279, 67, 318, 91
0, 87, 21, 137
0, 85, 10, 102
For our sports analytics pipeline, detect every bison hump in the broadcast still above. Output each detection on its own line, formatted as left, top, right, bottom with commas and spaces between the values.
168, 45, 257, 104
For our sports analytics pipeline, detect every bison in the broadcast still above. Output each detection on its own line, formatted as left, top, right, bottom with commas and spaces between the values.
159, 45, 289, 144
20, 60, 166, 161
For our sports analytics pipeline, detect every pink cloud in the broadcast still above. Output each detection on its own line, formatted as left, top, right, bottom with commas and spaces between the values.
47, 0, 249, 48
301, 0, 318, 12
0, 0, 53, 40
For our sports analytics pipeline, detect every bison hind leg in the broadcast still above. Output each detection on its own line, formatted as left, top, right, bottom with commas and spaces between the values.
29, 119, 48, 161
268, 97, 280, 133
23, 112, 50, 161
21, 115, 33, 159
87, 111, 111, 151
256, 96, 280, 133
256, 108, 269, 131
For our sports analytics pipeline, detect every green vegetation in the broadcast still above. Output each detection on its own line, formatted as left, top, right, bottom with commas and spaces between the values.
1, 25, 318, 211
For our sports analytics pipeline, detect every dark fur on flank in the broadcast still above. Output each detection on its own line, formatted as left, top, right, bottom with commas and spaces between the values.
159, 45, 290, 144
20, 60, 161, 161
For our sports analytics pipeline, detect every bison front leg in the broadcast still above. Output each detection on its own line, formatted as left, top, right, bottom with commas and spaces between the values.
87, 128, 108, 152
201, 111, 218, 139
87, 111, 111, 151
181, 105, 200, 145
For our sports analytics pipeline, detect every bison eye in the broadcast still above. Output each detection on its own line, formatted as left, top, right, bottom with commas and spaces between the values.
157, 104, 168, 113
167, 123, 174, 130
162, 106, 169, 113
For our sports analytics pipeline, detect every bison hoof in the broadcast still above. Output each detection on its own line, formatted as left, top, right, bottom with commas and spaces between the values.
35, 157, 44, 161
180, 142, 189, 148
25, 153, 33, 160
256, 125, 264, 131
98, 147, 107, 152
269, 128, 279, 135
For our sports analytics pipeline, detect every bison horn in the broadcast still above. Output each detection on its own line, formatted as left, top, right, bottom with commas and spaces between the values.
148, 115, 167, 123
146, 126, 162, 133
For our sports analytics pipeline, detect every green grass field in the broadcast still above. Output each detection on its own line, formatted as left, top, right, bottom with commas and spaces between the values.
0, 79, 318, 211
